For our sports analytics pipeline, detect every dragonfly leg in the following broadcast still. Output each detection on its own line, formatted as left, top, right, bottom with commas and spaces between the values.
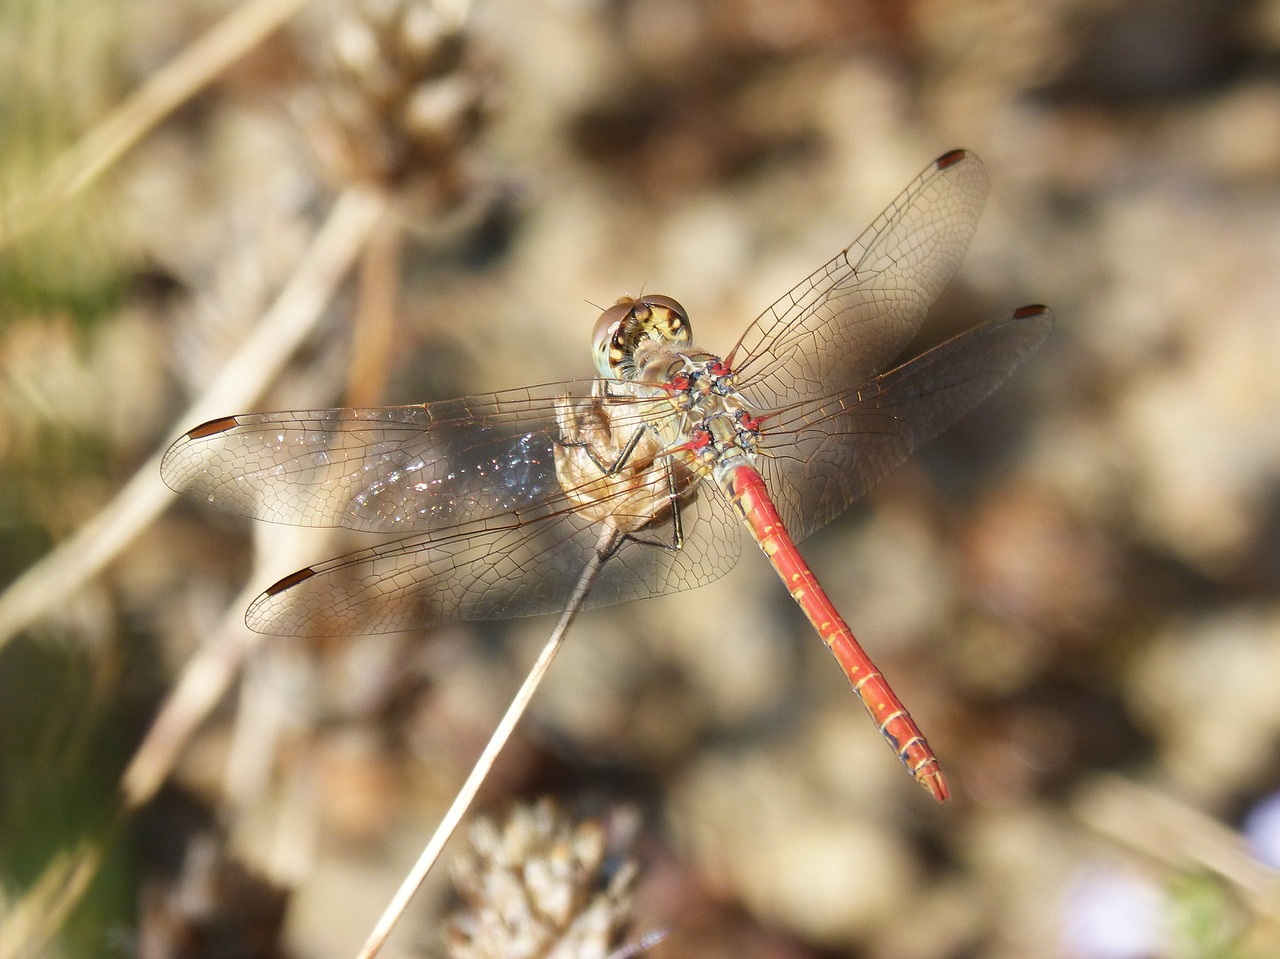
557, 423, 651, 477
615, 462, 687, 555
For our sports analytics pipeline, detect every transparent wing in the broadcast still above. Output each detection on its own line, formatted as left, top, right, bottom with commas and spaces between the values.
244, 467, 741, 636
755, 305, 1053, 541
162, 382, 668, 535
164, 380, 743, 635
728, 150, 989, 409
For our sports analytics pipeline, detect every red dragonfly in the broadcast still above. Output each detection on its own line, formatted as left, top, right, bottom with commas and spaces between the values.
162, 150, 1051, 801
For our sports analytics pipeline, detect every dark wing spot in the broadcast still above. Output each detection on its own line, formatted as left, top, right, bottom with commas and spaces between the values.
263, 567, 316, 596
186, 416, 241, 440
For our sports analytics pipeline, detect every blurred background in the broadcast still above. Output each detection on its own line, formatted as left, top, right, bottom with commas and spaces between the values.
3, 0, 1280, 957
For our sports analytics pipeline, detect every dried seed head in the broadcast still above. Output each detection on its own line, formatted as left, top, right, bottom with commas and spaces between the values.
302, 0, 485, 198
445, 799, 640, 959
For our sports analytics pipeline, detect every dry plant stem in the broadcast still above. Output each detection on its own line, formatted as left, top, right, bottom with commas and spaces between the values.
346, 204, 403, 408
0, 0, 311, 249
1076, 774, 1280, 922
354, 525, 621, 959
121, 584, 264, 806
0, 841, 103, 959
269, 724, 324, 885
0, 184, 388, 650
223, 616, 295, 810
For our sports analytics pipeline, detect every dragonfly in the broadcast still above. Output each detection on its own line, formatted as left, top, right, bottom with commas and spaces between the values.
162, 150, 1052, 802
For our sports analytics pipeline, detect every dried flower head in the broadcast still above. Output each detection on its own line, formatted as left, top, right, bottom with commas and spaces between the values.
302, 0, 484, 198
445, 799, 640, 959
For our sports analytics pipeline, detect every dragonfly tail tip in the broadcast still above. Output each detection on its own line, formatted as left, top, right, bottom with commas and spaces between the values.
920, 767, 950, 802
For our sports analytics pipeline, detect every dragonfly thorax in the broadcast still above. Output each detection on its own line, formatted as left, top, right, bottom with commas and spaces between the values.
592, 295, 692, 379
634, 350, 763, 476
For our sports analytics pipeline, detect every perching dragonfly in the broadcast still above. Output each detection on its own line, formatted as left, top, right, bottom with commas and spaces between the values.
162, 150, 1052, 800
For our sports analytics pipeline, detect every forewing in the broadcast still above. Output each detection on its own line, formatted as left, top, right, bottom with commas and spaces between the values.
729, 150, 989, 409
756, 305, 1053, 541
162, 383, 667, 535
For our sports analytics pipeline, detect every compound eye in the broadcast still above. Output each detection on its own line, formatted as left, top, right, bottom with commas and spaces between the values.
637, 294, 692, 350
591, 294, 694, 378
638, 294, 687, 319
592, 299, 638, 377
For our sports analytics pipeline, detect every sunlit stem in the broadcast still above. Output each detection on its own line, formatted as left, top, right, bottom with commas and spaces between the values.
353, 524, 621, 959
1, 0, 310, 249
0, 184, 387, 650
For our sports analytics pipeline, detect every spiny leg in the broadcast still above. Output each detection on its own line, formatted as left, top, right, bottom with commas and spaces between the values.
557, 423, 651, 478
612, 461, 689, 558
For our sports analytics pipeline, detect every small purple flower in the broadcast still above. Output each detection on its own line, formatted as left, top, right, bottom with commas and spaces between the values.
1242, 791, 1280, 870
1062, 863, 1166, 959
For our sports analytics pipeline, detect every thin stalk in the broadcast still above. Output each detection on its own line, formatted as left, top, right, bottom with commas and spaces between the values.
1, 0, 311, 249
353, 525, 621, 959
345, 203, 402, 408
0, 842, 103, 959
0, 184, 387, 649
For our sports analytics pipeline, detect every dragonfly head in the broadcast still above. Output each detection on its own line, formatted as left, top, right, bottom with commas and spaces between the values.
592, 295, 692, 379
